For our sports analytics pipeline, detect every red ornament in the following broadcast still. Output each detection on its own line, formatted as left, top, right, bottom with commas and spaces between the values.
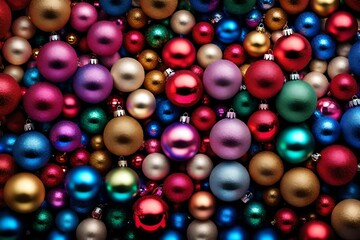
0, 154, 16, 185
317, 145, 358, 186
247, 109, 280, 142
0, 0, 11, 39
315, 194, 335, 217
224, 44, 246, 66
0, 73, 21, 116
165, 70, 203, 107
299, 221, 334, 240
39, 163, 65, 188
325, 11, 358, 42
131, 154, 144, 168
273, 33, 312, 72
55, 152, 68, 164
274, 208, 298, 234
162, 37, 196, 69
145, 138, 161, 153
106, 94, 125, 113
5, 0, 30, 10
5, 109, 26, 134
123, 30, 145, 54
191, 106, 217, 131
316, 97, 342, 121
79, 37, 90, 53
329, 73, 358, 100
63, 93, 81, 118
70, 148, 90, 167
244, 60, 284, 99
133, 195, 168, 232
344, 0, 360, 12
191, 21, 214, 45
190, 65, 204, 79
163, 173, 194, 203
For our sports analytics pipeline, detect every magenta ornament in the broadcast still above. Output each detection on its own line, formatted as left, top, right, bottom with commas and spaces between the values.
70, 2, 98, 32
316, 97, 342, 121
50, 121, 82, 152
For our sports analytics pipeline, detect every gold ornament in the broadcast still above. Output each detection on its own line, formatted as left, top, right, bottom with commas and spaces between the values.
243, 26, 271, 57
66, 33, 79, 46
331, 199, 360, 240
310, 59, 327, 73
196, 43, 223, 68
280, 167, 320, 207
11, 16, 36, 40
262, 187, 281, 207
111, 57, 145, 92
138, 49, 159, 70
264, 8, 288, 31
126, 89, 156, 119
139, 0, 178, 20
89, 150, 112, 174
4, 173, 45, 213
127, 8, 148, 29
187, 220, 218, 240
90, 134, 105, 150
170, 10, 196, 35
2, 36, 32, 65
310, 0, 339, 17
3, 65, 24, 83
240, 64, 250, 77
249, 151, 284, 186
144, 70, 166, 94
28, 0, 71, 32
303, 72, 329, 98
189, 191, 216, 220
327, 56, 349, 79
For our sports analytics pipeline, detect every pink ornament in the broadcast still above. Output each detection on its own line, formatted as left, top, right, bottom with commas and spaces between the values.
70, 2, 98, 32
210, 116, 251, 160
37, 40, 78, 82
87, 20, 123, 56
203, 59, 242, 100
62, 93, 81, 119
163, 173, 194, 203
46, 188, 68, 209
78, 54, 92, 67
100, 52, 121, 68
70, 148, 90, 167
50, 120, 82, 152
316, 97, 342, 121
145, 139, 161, 153
23, 82, 64, 122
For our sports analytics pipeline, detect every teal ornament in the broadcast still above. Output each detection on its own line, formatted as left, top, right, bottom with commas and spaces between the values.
243, 201, 266, 228
224, 0, 256, 15
232, 91, 258, 118
276, 125, 315, 164
80, 107, 108, 135
32, 208, 53, 233
104, 207, 127, 229
275, 80, 317, 123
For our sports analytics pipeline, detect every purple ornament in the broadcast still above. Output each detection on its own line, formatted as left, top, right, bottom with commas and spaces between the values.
73, 63, 113, 103
46, 188, 68, 209
203, 59, 242, 100
37, 41, 78, 82
50, 121, 82, 152
161, 122, 200, 161
70, 2, 98, 32
210, 118, 251, 160
87, 20, 123, 56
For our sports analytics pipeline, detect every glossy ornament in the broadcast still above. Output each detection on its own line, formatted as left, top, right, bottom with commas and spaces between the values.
56, 209, 79, 233
249, 151, 284, 186
133, 195, 168, 232
138, 49, 159, 70
294, 12, 321, 38
165, 70, 203, 107
246, 9, 262, 28
224, 0, 256, 15
62, 93, 80, 119
163, 173, 194, 203
316, 194, 335, 216
311, 34, 336, 60
223, 44, 245, 66
170, 10, 195, 35
243, 201, 266, 228
105, 164, 140, 202
28, 0, 71, 32
263, 187, 281, 207
209, 161, 250, 202
192, 22, 214, 45
162, 38, 196, 69
70, 2, 97, 32
2, 36, 32, 65
139, 0, 178, 20
0, 154, 15, 184
65, 166, 102, 201
36, 40, 78, 82
310, 0, 339, 17
189, 191, 216, 220
190, 106, 216, 131
32, 208, 53, 233
142, 153, 170, 181
276, 79, 317, 123
0, 0, 11, 39
280, 167, 320, 207
80, 107, 108, 135
303, 72, 329, 98
312, 116, 341, 145
280, 0, 309, 14
46, 188, 67, 209
203, 60, 242, 100
316, 97, 342, 120
186, 153, 213, 181
73, 63, 113, 103
127, 8, 147, 29
299, 220, 334, 240
0, 73, 21, 116
0, 211, 23, 239
4, 173, 45, 213
325, 11, 358, 42
340, 104, 360, 149
327, 56, 349, 79
144, 70, 166, 94
111, 57, 145, 92
331, 199, 360, 240
264, 8, 287, 31
76, 218, 107, 240
89, 150, 112, 174
126, 89, 156, 119
329, 73, 357, 100
99, 0, 131, 16
244, 60, 284, 99
156, 99, 181, 124
146, 24, 170, 49
87, 21, 122, 56
243, 29, 271, 57
233, 91, 259, 118
123, 30, 145, 54
196, 43, 222, 68
274, 208, 298, 234
50, 121, 81, 152
349, 41, 360, 76
216, 18, 240, 44
187, 220, 218, 240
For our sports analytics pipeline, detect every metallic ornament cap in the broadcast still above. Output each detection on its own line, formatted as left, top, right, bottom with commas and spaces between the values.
89, 57, 98, 65
289, 72, 300, 81
24, 119, 35, 131
282, 28, 293, 36
164, 68, 174, 78
49, 33, 60, 42
113, 106, 126, 117
180, 113, 190, 123
210, 13, 223, 24
259, 102, 269, 110
311, 153, 321, 162
226, 109, 236, 119
91, 206, 104, 220
349, 97, 360, 108
118, 159, 128, 168
241, 191, 253, 203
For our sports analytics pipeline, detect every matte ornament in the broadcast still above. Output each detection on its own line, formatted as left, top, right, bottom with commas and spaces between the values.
340, 106, 360, 149
0, 73, 21, 116
331, 199, 360, 240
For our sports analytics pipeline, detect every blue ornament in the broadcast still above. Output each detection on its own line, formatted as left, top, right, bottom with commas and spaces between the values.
252, 228, 278, 240
159, 230, 185, 240
340, 106, 360, 149
294, 12, 321, 38
239, 28, 249, 43
312, 116, 341, 145
23, 68, 41, 87
65, 166, 102, 201
55, 209, 79, 233
0, 211, 23, 240
69, 198, 97, 214
245, 9, 262, 29
257, 0, 275, 11
209, 161, 250, 202
13, 131, 51, 171
337, 182, 360, 201
156, 99, 181, 124
220, 226, 248, 240
311, 34, 336, 60
99, 0, 131, 16
349, 40, 360, 76
215, 206, 237, 226
243, 201, 266, 228
48, 230, 71, 240
216, 18, 241, 44
170, 212, 188, 230
0, 133, 17, 154
145, 120, 162, 138
189, 0, 220, 13
81, 132, 90, 148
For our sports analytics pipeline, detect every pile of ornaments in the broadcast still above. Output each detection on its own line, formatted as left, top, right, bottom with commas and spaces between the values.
1, 0, 360, 239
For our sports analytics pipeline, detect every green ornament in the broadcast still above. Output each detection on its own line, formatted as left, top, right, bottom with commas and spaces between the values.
243, 201, 266, 228
178, 0, 192, 11
232, 90, 258, 118
146, 24, 170, 49
276, 125, 315, 164
104, 207, 127, 229
80, 107, 108, 134
32, 209, 53, 233
275, 80, 317, 123
224, 0, 256, 15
